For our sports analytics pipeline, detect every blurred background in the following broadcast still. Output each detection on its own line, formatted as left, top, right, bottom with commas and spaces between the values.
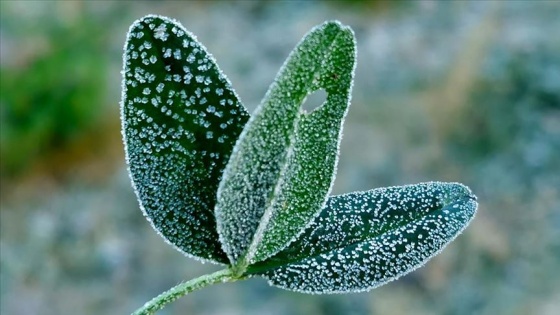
1, 1, 559, 314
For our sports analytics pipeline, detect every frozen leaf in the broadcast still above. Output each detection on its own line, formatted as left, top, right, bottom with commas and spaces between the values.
248, 182, 477, 293
215, 21, 356, 269
121, 15, 249, 264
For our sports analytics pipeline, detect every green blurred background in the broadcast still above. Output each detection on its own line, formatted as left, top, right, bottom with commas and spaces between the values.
1, 1, 559, 314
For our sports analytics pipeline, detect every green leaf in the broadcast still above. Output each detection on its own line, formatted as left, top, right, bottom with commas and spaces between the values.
248, 182, 477, 293
121, 15, 249, 264
215, 21, 356, 269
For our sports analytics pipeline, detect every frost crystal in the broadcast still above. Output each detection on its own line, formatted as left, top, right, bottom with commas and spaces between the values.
121, 15, 249, 264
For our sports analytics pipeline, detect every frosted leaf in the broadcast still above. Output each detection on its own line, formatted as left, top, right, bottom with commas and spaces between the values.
121, 15, 249, 264
121, 16, 479, 305
248, 182, 477, 293
215, 21, 356, 268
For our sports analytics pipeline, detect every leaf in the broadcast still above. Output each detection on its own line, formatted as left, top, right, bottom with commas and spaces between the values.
121, 15, 249, 264
248, 182, 477, 293
215, 21, 356, 268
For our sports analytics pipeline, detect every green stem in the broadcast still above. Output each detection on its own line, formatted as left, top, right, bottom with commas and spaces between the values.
131, 268, 235, 315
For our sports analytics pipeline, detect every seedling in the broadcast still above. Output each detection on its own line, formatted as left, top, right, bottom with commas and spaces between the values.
121, 15, 477, 315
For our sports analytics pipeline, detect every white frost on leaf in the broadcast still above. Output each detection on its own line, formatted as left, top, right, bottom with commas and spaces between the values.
251, 182, 477, 293
120, 15, 249, 264
214, 21, 357, 269
121, 17, 478, 297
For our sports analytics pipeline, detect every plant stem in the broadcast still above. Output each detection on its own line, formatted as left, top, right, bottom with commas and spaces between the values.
131, 268, 235, 315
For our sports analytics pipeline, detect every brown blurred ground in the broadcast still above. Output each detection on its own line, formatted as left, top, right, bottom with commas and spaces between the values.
1, 1, 559, 315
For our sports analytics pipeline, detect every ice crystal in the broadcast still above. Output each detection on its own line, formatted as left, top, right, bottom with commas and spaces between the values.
121, 15, 249, 264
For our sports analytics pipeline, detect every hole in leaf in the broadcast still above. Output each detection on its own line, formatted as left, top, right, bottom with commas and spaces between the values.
301, 89, 327, 114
